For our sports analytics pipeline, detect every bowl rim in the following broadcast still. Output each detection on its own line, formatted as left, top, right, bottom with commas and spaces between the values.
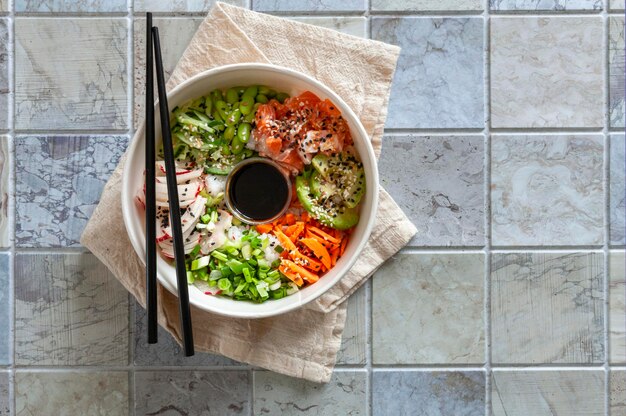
121, 62, 379, 318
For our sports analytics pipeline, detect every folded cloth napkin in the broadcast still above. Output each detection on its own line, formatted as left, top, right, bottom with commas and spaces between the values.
81, 2, 416, 383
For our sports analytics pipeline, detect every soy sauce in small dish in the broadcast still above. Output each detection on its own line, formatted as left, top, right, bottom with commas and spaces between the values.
226, 158, 291, 224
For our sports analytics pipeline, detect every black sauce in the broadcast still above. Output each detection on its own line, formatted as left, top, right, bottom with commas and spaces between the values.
229, 161, 289, 221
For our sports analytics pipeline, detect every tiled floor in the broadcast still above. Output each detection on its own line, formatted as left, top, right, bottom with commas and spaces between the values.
0, 0, 623, 415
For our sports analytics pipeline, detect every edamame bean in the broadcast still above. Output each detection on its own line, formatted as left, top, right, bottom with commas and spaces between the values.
225, 88, 239, 104
243, 86, 258, 99
210, 89, 223, 104
215, 100, 229, 120
226, 108, 241, 126
231, 136, 244, 154
255, 94, 268, 104
204, 97, 213, 115
266, 89, 277, 98
212, 108, 223, 122
237, 123, 251, 143
276, 92, 290, 104
239, 98, 254, 116
224, 125, 236, 141
258, 85, 271, 96
243, 110, 256, 123
221, 143, 231, 155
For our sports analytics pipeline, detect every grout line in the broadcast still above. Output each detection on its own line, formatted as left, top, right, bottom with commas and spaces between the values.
127, 0, 135, 414
602, 1, 611, 415
13, 247, 92, 254
483, 1, 492, 414
366, 278, 373, 416
249, 369, 254, 416
8, 0, 15, 412
13, 129, 130, 135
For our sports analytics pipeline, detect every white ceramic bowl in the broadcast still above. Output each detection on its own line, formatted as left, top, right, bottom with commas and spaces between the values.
121, 63, 378, 319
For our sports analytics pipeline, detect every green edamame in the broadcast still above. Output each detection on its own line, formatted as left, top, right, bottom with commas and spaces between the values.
204, 97, 213, 115
226, 108, 241, 126
224, 125, 236, 141
215, 100, 229, 121
255, 94, 268, 104
225, 88, 239, 104
239, 98, 254, 116
237, 123, 251, 143
243, 110, 256, 123
266, 89, 277, 98
231, 136, 244, 154
221, 143, 231, 156
276, 92, 290, 104
210, 89, 224, 104
243, 86, 258, 99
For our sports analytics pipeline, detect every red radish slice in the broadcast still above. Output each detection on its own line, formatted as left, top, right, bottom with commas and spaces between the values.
155, 160, 194, 176
159, 196, 207, 242
155, 180, 201, 202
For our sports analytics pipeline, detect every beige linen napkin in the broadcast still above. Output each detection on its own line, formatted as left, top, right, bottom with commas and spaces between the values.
81, 2, 416, 383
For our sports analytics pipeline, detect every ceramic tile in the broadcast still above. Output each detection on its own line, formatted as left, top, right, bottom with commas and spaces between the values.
372, 371, 485, 416
490, 0, 602, 9
136, 371, 249, 415
491, 17, 603, 128
610, 251, 625, 363
372, 0, 482, 11
15, 136, 127, 247
16, 0, 126, 12
253, 370, 366, 415
0, 1, 7, 11
288, 17, 366, 38
0, 372, 8, 416
15, 18, 128, 130
133, 300, 243, 367
253, 0, 365, 12
0, 255, 9, 365
610, 17, 625, 128
133, 17, 204, 129
379, 135, 484, 246
611, 134, 625, 245
491, 253, 604, 364
491, 135, 604, 246
15, 371, 128, 416
0, 136, 8, 248
373, 253, 484, 364
492, 370, 604, 416
337, 284, 366, 365
371, 17, 484, 129
14, 253, 129, 366
0, 19, 8, 131
612, 370, 626, 415
134, 0, 246, 12
610, 0, 625, 11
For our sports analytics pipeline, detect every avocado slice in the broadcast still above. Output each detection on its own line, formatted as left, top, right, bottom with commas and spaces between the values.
310, 170, 338, 198
296, 175, 360, 230
343, 167, 365, 208
311, 154, 331, 177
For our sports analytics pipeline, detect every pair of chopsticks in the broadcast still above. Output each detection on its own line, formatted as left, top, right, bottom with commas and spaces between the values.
145, 12, 194, 356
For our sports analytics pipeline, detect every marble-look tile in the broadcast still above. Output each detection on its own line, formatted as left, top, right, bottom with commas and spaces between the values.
337, 284, 366, 365
253, 0, 365, 11
492, 253, 604, 364
15, 18, 128, 130
134, 300, 242, 366
15, 136, 127, 247
0, 372, 8, 416
133, 17, 203, 129
16, 0, 126, 12
14, 253, 129, 366
372, 0, 482, 11
610, 251, 625, 363
610, 17, 625, 128
0, 19, 8, 131
490, 0, 602, 9
371, 18, 484, 129
135, 0, 246, 12
15, 371, 128, 416
611, 134, 625, 245
491, 17, 603, 128
379, 135, 484, 246
373, 253, 484, 364
372, 371, 485, 416
253, 370, 366, 415
610, 0, 625, 11
492, 370, 604, 416
136, 371, 249, 415
288, 17, 366, 38
0, 1, 7, 12
491, 135, 604, 246
612, 370, 626, 415
0, 136, 8, 248
0, 255, 9, 365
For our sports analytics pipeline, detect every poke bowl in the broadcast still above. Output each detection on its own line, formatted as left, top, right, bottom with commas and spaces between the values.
121, 63, 378, 319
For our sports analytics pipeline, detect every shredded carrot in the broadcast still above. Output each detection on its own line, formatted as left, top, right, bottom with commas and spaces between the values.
255, 223, 273, 234
300, 238, 332, 270
281, 259, 319, 283
285, 222, 305, 242
308, 226, 341, 244
279, 263, 304, 286
330, 247, 340, 267
340, 235, 349, 256
283, 213, 296, 225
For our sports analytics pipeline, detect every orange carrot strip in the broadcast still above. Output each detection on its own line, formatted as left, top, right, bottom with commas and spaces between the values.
274, 228, 297, 252
255, 223, 273, 234
279, 263, 304, 286
300, 238, 332, 270
281, 259, 319, 283
283, 213, 296, 225
274, 228, 322, 271
305, 230, 339, 251
308, 226, 341, 244
340, 235, 348, 256
330, 247, 340, 267
285, 222, 305, 242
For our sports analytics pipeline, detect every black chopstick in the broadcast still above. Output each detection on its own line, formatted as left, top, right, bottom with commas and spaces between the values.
152, 26, 195, 357
145, 12, 158, 345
